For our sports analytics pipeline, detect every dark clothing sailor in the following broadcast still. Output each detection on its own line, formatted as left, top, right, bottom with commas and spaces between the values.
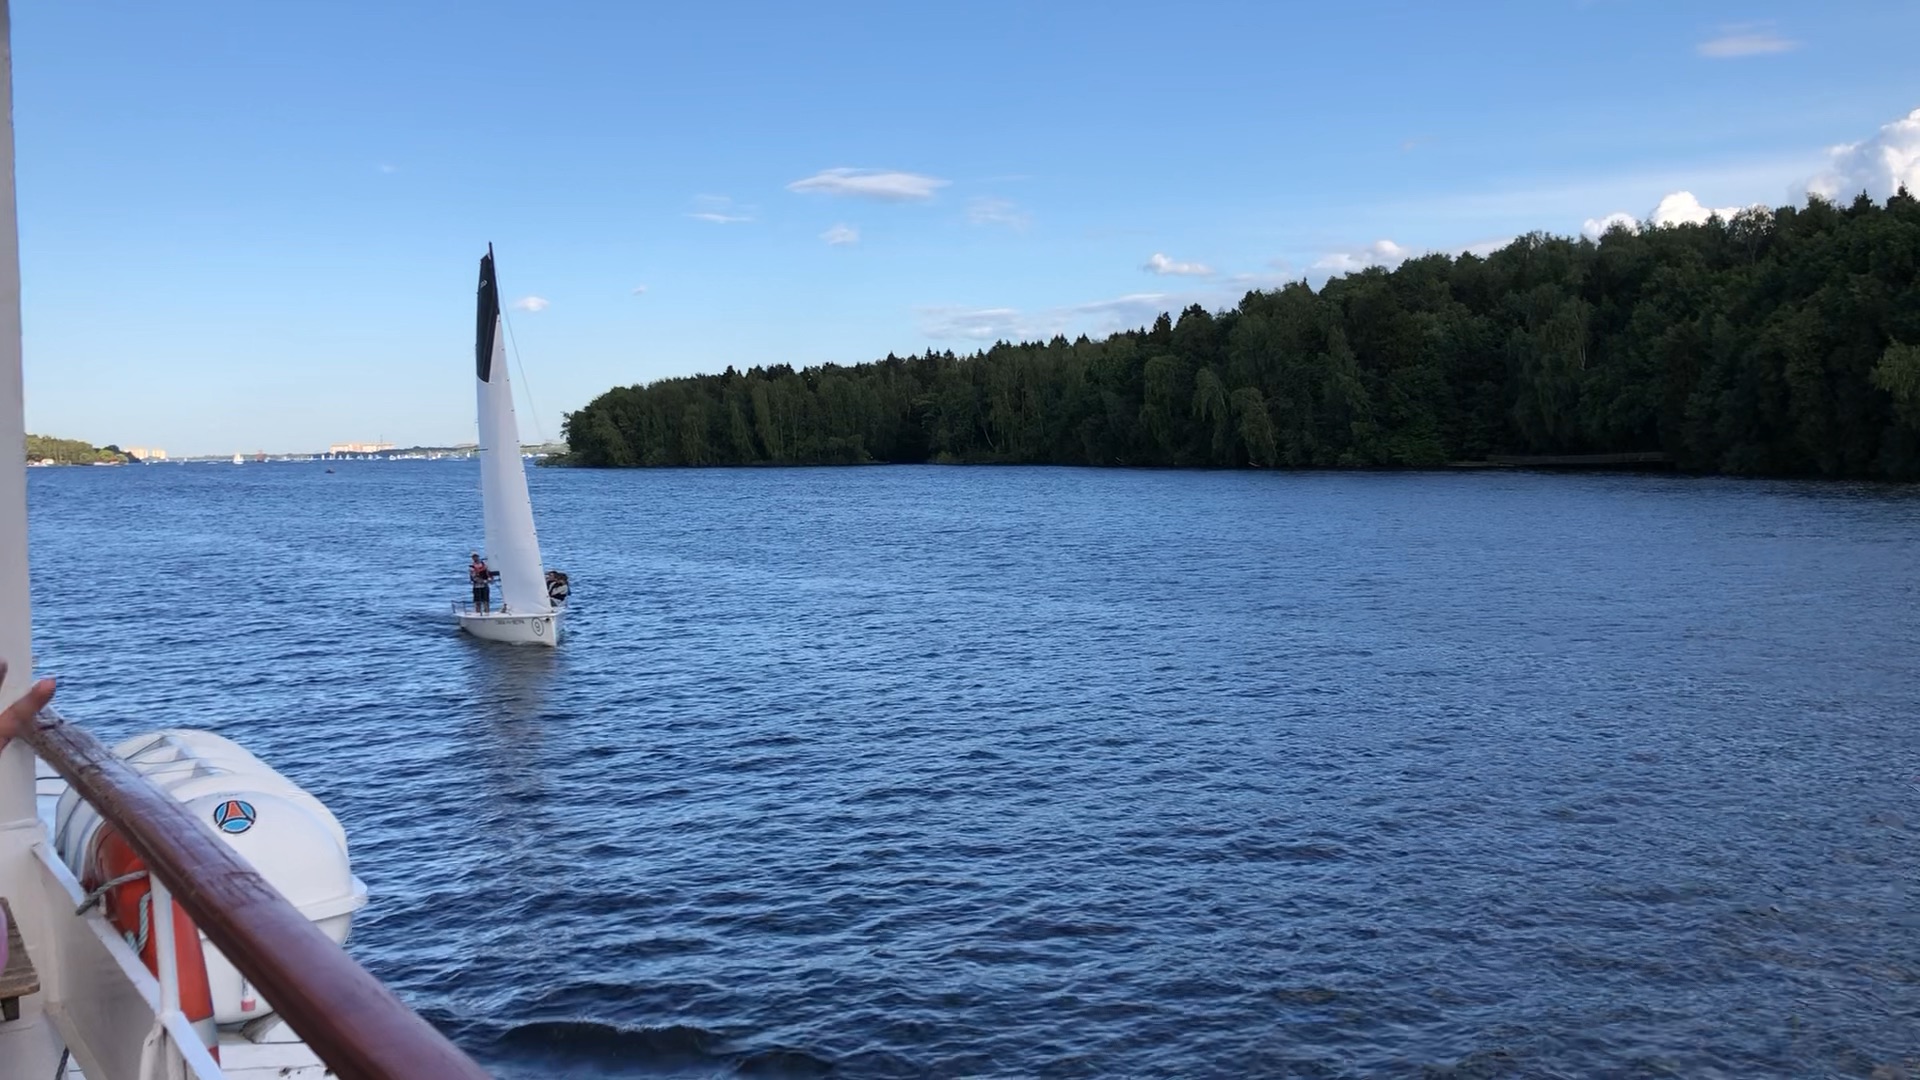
469, 553, 492, 613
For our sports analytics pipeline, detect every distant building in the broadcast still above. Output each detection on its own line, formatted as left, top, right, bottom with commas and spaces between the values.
126, 447, 167, 461
328, 441, 395, 455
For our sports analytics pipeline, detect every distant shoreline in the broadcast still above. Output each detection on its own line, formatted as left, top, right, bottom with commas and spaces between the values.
547, 450, 1684, 472
543, 453, 1900, 480
36, 453, 1920, 482
26, 442, 566, 465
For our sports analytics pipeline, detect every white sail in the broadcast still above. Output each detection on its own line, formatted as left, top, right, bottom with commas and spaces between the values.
474, 247, 550, 616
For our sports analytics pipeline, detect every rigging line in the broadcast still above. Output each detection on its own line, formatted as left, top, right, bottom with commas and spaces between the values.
499, 307, 548, 446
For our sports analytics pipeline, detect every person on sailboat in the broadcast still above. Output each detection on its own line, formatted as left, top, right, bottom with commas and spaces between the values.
469, 553, 494, 613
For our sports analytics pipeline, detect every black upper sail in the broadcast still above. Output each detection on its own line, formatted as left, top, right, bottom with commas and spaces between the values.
475, 244, 499, 382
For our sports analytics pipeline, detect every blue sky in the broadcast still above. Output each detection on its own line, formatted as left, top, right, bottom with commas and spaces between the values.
15, 0, 1920, 456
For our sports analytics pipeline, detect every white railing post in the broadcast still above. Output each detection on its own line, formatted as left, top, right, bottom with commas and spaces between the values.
150, 879, 179, 1016
149, 877, 188, 1078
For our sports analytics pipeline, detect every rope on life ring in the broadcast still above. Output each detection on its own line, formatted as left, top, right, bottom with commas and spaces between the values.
76, 868, 150, 915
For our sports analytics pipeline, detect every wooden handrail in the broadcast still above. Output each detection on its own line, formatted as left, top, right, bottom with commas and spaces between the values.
24, 707, 493, 1080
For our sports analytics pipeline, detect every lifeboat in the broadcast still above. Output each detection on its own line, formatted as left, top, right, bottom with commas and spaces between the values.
55, 730, 367, 1027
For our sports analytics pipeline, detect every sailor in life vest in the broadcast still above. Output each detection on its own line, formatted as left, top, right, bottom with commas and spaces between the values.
468, 553, 494, 613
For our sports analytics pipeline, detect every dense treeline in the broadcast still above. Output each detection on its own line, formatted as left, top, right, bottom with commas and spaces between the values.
562, 192, 1920, 478
25, 434, 130, 464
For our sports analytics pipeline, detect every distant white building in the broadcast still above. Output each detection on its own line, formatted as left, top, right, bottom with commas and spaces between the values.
125, 447, 167, 461
328, 441, 395, 454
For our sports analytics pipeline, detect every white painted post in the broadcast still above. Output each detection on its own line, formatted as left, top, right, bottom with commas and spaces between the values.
151, 880, 179, 1015
0, 3, 69, 1073
149, 880, 188, 1078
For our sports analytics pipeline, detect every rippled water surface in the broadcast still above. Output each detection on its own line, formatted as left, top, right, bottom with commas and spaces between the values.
24, 463, 1920, 1077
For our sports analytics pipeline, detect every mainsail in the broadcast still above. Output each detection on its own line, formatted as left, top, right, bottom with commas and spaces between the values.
473, 246, 550, 616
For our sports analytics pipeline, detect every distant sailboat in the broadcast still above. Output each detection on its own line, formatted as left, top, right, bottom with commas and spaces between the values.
231, 453, 243, 465
455, 245, 560, 646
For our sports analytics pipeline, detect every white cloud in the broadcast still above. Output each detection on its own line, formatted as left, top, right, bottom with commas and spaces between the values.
510, 296, 549, 313
967, 197, 1030, 229
1577, 191, 1763, 239
1804, 107, 1920, 203
919, 291, 1195, 343
1383, 156, 1820, 231
1582, 212, 1639, 239
687, 194, 754, 224
1697, 23, 1799, 58
1074, 293, 1175, 325
787, 168, 948, 201
1229, 260, 1300, 289
1312, 239, 1414, 274
1304, 237, 1508, 277
1567, 111, 1920, 240
1143, 252, 1214, 276
918, 306, 1032, 341
821, 223, 860, 247
631, 285, 648, 295
1649, 190, 1752, 226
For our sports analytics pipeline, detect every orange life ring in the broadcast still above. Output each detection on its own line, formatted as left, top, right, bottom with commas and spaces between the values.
85, 824, 220, 1063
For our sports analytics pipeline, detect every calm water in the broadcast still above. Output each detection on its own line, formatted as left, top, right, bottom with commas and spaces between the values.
23, 463, 1920, 1078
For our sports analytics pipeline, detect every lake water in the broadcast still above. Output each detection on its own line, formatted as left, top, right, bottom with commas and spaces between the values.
24, 462, 1920, 1077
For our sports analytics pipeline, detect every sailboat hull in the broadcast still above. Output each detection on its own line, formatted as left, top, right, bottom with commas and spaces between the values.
456, 609, 559, 646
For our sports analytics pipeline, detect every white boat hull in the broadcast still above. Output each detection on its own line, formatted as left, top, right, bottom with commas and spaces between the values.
456, 609, 559, 646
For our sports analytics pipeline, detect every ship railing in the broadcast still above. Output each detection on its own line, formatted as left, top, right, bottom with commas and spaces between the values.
19, 706, 491, 1079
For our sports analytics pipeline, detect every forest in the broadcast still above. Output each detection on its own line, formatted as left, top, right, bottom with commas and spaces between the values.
24, 434, 131, 465
560, 191, 1920, 478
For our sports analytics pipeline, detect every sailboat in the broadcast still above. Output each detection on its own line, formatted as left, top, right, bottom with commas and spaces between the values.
455, 246, 560, 647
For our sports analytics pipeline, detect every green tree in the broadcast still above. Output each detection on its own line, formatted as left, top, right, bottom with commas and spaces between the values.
556, 190, 1920, 479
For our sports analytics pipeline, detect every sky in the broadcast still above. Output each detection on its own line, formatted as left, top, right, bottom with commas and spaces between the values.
13, 0, 1920, 457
